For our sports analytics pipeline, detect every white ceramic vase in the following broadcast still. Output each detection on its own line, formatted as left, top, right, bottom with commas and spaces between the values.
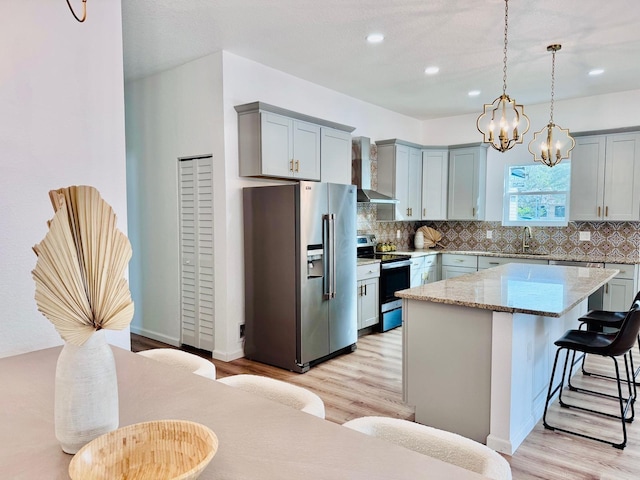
414, 231, 425, 249
55, 329, 119, 454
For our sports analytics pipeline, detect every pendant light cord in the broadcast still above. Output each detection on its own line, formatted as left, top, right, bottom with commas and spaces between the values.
66, 0, 87, 23
549, 49, 556, 125
502, 0, 509, 96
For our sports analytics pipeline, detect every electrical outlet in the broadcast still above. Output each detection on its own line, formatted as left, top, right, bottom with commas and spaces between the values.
486, 230, 493, 239
579, 231, 591, 242
239, 324, 245, 338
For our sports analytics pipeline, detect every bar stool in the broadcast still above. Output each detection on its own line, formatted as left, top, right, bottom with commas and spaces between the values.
543, 301, 640, 449
574, 290, 640, 385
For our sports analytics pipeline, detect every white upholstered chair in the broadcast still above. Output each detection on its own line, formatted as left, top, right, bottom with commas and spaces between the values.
137, 348, 217, 380
342, 416, 511, 480
217, 374, 325, 419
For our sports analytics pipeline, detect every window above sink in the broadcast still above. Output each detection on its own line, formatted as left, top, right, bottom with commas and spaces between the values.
502, 162, 571, 227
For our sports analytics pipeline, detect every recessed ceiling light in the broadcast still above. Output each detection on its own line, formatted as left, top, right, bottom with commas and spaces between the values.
424, 66, 440, 75
366, 33, 384, 44
588, 68, 605, 76
468, 90, 481, 97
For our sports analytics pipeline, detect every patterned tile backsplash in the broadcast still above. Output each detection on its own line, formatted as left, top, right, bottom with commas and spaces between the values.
355, 140, 640, 262
358, 209, 640, 263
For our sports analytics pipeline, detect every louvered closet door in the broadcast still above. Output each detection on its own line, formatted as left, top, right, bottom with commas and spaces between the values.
178, 156, 215, 351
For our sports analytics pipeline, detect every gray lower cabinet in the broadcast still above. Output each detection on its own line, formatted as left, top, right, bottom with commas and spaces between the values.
357, 263, 380, 329
411, 255, 440, 286
441, 254, 477, 279
603, 263, 638, 311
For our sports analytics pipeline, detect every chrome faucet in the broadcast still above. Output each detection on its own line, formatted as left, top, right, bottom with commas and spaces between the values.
522, 226, 532, 253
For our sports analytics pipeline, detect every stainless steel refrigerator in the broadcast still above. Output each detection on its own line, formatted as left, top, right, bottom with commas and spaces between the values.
243, 182, 357, 372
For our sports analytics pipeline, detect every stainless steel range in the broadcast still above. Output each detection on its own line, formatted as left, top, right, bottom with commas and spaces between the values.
357, 234, 411, 332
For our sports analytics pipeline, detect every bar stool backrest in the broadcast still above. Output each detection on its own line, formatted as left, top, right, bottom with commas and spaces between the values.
609, 301, 640, 357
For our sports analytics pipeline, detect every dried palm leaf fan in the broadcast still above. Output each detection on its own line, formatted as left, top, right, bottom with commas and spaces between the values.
32, 186, 134, 346
417, 226, 443, 248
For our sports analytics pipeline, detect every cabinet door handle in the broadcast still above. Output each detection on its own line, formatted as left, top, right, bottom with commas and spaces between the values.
605, 206, 608, 217
290, 159, 294, 172
605, 283, 609, 294
597, 206, 601, 217
423, 208, 426, 217
409, 207, 412, 216
295, 160, 299, 172
406, 208, 410, 216
472, 207, 476, 218
364, 284, 367, 296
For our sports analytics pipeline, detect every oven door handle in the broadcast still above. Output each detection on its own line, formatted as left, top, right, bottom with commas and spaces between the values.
381, 260, 413, 270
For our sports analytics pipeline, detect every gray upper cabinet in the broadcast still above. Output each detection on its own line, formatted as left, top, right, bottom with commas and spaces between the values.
376, 139, 423, 221
421, 148, 448, 220
320, 127, 352, 185
570, 132, 640, 221
447, 144, 487, 220
235, 102, 355, 182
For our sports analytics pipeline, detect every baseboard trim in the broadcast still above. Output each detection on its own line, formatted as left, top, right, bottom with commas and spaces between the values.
130, 326, 179, 347
212, 348, 244, 362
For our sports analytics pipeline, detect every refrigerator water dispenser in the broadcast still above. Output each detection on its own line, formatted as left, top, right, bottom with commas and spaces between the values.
307, 246, 324, 278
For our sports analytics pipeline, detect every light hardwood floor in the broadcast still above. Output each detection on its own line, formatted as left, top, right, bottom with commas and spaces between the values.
132, 330, 640, 479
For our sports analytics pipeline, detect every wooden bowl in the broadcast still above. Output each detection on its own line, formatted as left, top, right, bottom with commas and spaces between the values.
69, 420, 218, 480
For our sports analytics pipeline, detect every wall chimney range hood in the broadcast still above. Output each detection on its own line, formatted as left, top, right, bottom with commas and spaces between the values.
352, 136, 398, 204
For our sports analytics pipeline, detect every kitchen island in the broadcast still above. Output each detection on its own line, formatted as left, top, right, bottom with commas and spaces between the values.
396, 263, 619, 455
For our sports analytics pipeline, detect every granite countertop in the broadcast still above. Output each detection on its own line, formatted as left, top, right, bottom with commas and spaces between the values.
394, 248, 639, 264
396, 263, 619, 317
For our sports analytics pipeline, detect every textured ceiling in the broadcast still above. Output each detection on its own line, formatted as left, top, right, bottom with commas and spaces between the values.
122, 0, 640, 120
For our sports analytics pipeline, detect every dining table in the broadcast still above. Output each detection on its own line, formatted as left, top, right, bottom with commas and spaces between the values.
0, 345, 490, 479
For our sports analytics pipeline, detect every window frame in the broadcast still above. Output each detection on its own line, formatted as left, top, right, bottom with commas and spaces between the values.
502, 162, 571, 227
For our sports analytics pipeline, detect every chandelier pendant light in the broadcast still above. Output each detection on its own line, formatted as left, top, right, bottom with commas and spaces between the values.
477, 0, 529, 152
66, 0, 88, 23
528, 45, 575, 167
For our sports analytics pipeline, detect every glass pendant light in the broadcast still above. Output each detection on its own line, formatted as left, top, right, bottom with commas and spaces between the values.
476, 0, 529, 152
528, 45, 575, 167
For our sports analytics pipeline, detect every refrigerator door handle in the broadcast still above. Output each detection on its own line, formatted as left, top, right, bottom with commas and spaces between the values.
323, 214, 332, 300
330, 213, 336, 299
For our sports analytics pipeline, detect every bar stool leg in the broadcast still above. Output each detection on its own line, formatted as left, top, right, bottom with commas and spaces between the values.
543, 348, 631, 449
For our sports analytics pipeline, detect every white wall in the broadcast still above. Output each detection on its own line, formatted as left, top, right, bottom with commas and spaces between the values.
125, 53, 224, 346
0, 1, 129, 357
421, 90, 640, 220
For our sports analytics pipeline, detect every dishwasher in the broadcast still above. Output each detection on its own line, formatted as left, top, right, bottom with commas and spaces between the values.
548, 260, 605, 310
